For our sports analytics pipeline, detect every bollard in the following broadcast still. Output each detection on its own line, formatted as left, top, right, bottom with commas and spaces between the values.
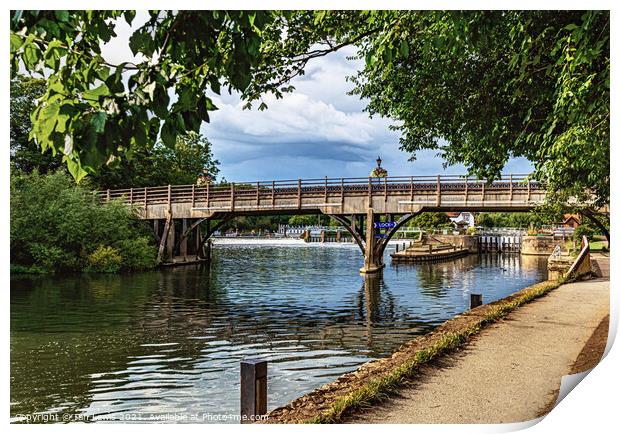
470, 293, 483, 309
240, 359, 267, 423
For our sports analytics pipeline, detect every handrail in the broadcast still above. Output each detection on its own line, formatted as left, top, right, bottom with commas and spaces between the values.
565, 235, 591, 279
98, 173, 545, 207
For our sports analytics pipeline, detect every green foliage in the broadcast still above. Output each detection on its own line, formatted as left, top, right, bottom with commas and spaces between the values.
574, 224, 596, 242
10, 76, 63, 173
10, 170, 158, 273
348, 11, 609, 209
115, 237, 159, 270
475, 210, 562, 229
10, 75, 219, 190
288, 215, 320, 226
92, 131, 220, 189
86, 245, 122, 273
407, 212, 451, 229
11, 10, 274, 180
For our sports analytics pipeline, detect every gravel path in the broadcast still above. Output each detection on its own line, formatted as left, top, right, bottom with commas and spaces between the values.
353, 277, 610, 424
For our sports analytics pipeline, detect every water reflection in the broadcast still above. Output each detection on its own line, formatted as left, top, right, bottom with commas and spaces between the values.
11, 246, 547, 423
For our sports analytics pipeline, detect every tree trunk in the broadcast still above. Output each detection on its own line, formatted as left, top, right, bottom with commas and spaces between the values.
582, 208, 610, 243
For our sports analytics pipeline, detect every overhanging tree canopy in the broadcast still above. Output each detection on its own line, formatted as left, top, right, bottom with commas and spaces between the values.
10, 10, 609, 219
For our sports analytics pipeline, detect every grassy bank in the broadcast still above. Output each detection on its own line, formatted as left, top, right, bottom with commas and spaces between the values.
308, 280, 562, 423
263, 278, 566, 424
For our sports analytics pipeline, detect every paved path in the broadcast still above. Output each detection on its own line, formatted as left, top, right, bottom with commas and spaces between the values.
354, 277, 610, 424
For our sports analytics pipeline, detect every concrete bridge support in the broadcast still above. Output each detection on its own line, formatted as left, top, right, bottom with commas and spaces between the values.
330, 209, 417, 275
362, 208, 383, 274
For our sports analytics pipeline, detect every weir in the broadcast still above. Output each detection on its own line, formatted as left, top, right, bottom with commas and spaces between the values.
101, 174, 547, 273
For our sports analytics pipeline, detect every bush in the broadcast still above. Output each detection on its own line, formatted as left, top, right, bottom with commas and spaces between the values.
466, 226, 477, 235
115, 237, 158, 270
10, 170, 158, 273
574, 224, 596, 242
86, 246, 122, 273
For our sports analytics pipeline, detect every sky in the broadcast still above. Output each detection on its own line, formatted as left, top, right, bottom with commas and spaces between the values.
103, 13, 534, 183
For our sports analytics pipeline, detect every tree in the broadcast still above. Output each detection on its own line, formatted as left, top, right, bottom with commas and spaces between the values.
347, 11, 609, 236
10, 76, 63, 173
92, 131, 220, 189
11, 10, 609, 241
10, 170, 157, 273
407, 212, 451, 229
10, 11, 277, 180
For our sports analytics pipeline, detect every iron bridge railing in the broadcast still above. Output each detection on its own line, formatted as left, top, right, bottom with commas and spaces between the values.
98, 174, 543, 208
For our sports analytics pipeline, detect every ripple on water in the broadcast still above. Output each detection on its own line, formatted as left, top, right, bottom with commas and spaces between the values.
10, 247, 547, 422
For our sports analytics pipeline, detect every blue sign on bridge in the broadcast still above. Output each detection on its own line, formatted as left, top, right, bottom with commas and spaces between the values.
374, 234, 388, 239
374, 221, 397, 229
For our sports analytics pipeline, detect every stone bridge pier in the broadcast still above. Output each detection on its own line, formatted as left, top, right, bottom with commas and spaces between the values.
330, 208, 417, 275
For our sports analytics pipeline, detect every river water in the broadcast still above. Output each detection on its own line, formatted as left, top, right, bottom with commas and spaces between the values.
10, 242, 547, 423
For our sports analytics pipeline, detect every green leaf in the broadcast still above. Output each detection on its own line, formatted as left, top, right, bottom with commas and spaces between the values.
83, 84, 110, 101
90, 112, 107, 134
10, 33, 22, 53
400, 40, 409, 57
54, 11, 70, 22
160, 120, 177, 148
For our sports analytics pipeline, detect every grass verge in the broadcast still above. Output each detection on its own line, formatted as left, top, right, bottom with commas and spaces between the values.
307, 279, 564, 424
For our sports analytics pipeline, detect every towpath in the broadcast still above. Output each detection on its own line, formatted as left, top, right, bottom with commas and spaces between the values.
353, 261, 609, 424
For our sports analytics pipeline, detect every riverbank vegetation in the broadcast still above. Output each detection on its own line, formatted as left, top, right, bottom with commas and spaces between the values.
10, 171, 158, 274
10, 76, 221, 274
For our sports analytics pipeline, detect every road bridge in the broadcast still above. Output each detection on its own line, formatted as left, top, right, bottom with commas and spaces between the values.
102, 174, 547, 274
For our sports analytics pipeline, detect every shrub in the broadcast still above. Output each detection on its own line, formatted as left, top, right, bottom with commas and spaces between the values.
573, 224, 596, 242
86, 246, 122, 273
115, 237, 158, 271
466, 226, 477, 235
10, 170, 158, 273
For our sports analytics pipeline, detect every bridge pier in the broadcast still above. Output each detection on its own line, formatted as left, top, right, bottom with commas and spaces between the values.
360, 208, 384, 275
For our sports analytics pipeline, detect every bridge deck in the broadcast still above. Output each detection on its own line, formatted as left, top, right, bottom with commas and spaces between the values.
101, 174, 546, 219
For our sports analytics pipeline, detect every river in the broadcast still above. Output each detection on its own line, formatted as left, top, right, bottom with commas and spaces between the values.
10, 242, 547, 423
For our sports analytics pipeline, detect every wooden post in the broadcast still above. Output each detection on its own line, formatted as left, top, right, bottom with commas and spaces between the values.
271, 181, 275, 208
340, 178, 344, 208
129, 187, 133, 205
368, 177, 373, 208
410, 176, 414, 202
256, 182, 260, 208
195, 224, 201, 260
166, 218, 175, 261
167, 184, 172, 209
297, 179, 302, 209
384, 177, 388, 201
464, 175, 468, 204
144, 187, 147, 209
181, 218, 188, 261
436, 175, 441, 206
106, 189, 110, 203
527, 179, 531, 202
206, 182, 210, 209
191, 184, 195, 208
240, 360, 267, 423
324, 176, 328, 203
482, 181, 486, 204
230, 182, 235, 211
509, 174, 513, 203
470, 293, 483, 309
